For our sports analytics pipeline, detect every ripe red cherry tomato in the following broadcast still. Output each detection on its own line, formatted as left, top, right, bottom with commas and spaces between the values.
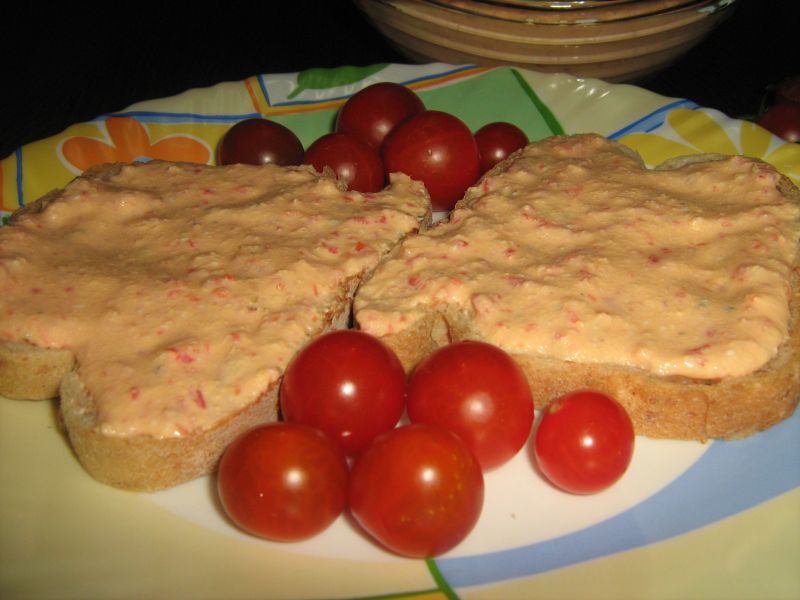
534, 390, 635, 495
474, 122, 529, 173
280, 330, 407, 456
382, 110, 481, 211
218, 118, 304, 166
758, 103, 800, 143
349, 424, 484, 558
775, 75, 800, 106
336, 82, 425, 150
303, 133, 385, 192
217, 422, 348, 541
407, 340, 534, 470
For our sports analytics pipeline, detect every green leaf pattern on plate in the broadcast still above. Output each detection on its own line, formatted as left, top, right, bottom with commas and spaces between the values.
288, 64, 389, 99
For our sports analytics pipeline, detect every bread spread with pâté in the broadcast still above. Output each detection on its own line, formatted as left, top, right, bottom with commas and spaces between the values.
355, 134, 800, 440
0, 160, 430, 489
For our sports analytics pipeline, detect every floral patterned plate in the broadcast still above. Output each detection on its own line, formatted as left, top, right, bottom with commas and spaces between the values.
1, 64, 798, 599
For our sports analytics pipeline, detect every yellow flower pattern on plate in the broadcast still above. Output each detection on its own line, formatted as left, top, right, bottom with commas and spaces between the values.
619, 108, 800, 185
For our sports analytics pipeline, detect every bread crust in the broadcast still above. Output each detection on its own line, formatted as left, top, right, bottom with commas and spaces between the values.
1, 161, 431, 490
0, 341, 75, 400
356, 136, 800, 441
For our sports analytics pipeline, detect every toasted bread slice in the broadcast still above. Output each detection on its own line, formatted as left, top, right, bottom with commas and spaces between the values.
354, 134, 800, 441
0, 161, 431, 489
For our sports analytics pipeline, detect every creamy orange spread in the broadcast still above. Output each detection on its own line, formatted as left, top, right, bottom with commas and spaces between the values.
356, 135, 799, 380
0, 161, 429, 438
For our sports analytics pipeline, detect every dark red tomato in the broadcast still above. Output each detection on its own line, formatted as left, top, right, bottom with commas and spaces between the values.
218, 118, 304, 166
303, 133, 385, 192
775, 75, 800, 106
474, 122, 529, 173
349, 424, 484, 558
534, 390, 635, 495
382, 110, 481, 211
758, 103, 800, 143
336, 82, 425, 150
280, 330, 407, 456
407, 340, 534, 471
217, 422, 348, 541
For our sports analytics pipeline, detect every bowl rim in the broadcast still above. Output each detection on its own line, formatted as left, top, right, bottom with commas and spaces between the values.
406, 0, 737, 25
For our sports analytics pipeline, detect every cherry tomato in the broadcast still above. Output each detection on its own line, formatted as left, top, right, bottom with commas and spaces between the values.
280, 330, 407, 456
758, 103, 800, 143
336, 82, 425, 150
382, 110, 481, 211
474, 122, 529, 173
534, 390, 635, 495
303, 133, 385, 192
217, 422, 348, 541
349, 424, 484, 558
775, 75, 800, 106
218, 118, 304, 166
407, 340, 534, 470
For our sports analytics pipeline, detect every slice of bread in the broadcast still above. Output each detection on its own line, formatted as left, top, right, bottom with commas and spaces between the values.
0, 161, 431, 490
355, 134, 800, 441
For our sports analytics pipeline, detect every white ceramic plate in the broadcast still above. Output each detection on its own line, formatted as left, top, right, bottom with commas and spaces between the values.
1, 63, 798, 599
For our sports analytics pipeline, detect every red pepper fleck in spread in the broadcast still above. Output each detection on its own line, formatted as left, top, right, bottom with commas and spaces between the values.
0, 162, 429, 438
355, 134, 799, 380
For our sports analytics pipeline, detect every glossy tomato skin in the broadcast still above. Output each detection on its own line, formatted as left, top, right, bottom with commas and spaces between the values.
218, 118, 304, 166
407, 340, 534, 470
336, 82, 425, 150
474, 122, 529, 173
382, 110, 481, 211
534, 390, 635, 495
217, 422, 348, 541
349, 424, 484, 558
758, 103, 800, 143
303, 132, 385, 192
280, 330, 407, 456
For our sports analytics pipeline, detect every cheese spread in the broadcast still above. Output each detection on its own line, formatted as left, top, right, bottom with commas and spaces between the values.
0, 162, 429, 437
356, 134, 799, 380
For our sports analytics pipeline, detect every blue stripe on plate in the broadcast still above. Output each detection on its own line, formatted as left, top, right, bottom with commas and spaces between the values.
104, 112, 260, 123
436, 409, 800, 588
400, 64, 482, 87
608, 99, 699, 139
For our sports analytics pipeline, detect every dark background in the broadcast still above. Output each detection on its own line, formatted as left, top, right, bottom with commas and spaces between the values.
1, 0, 796, 159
